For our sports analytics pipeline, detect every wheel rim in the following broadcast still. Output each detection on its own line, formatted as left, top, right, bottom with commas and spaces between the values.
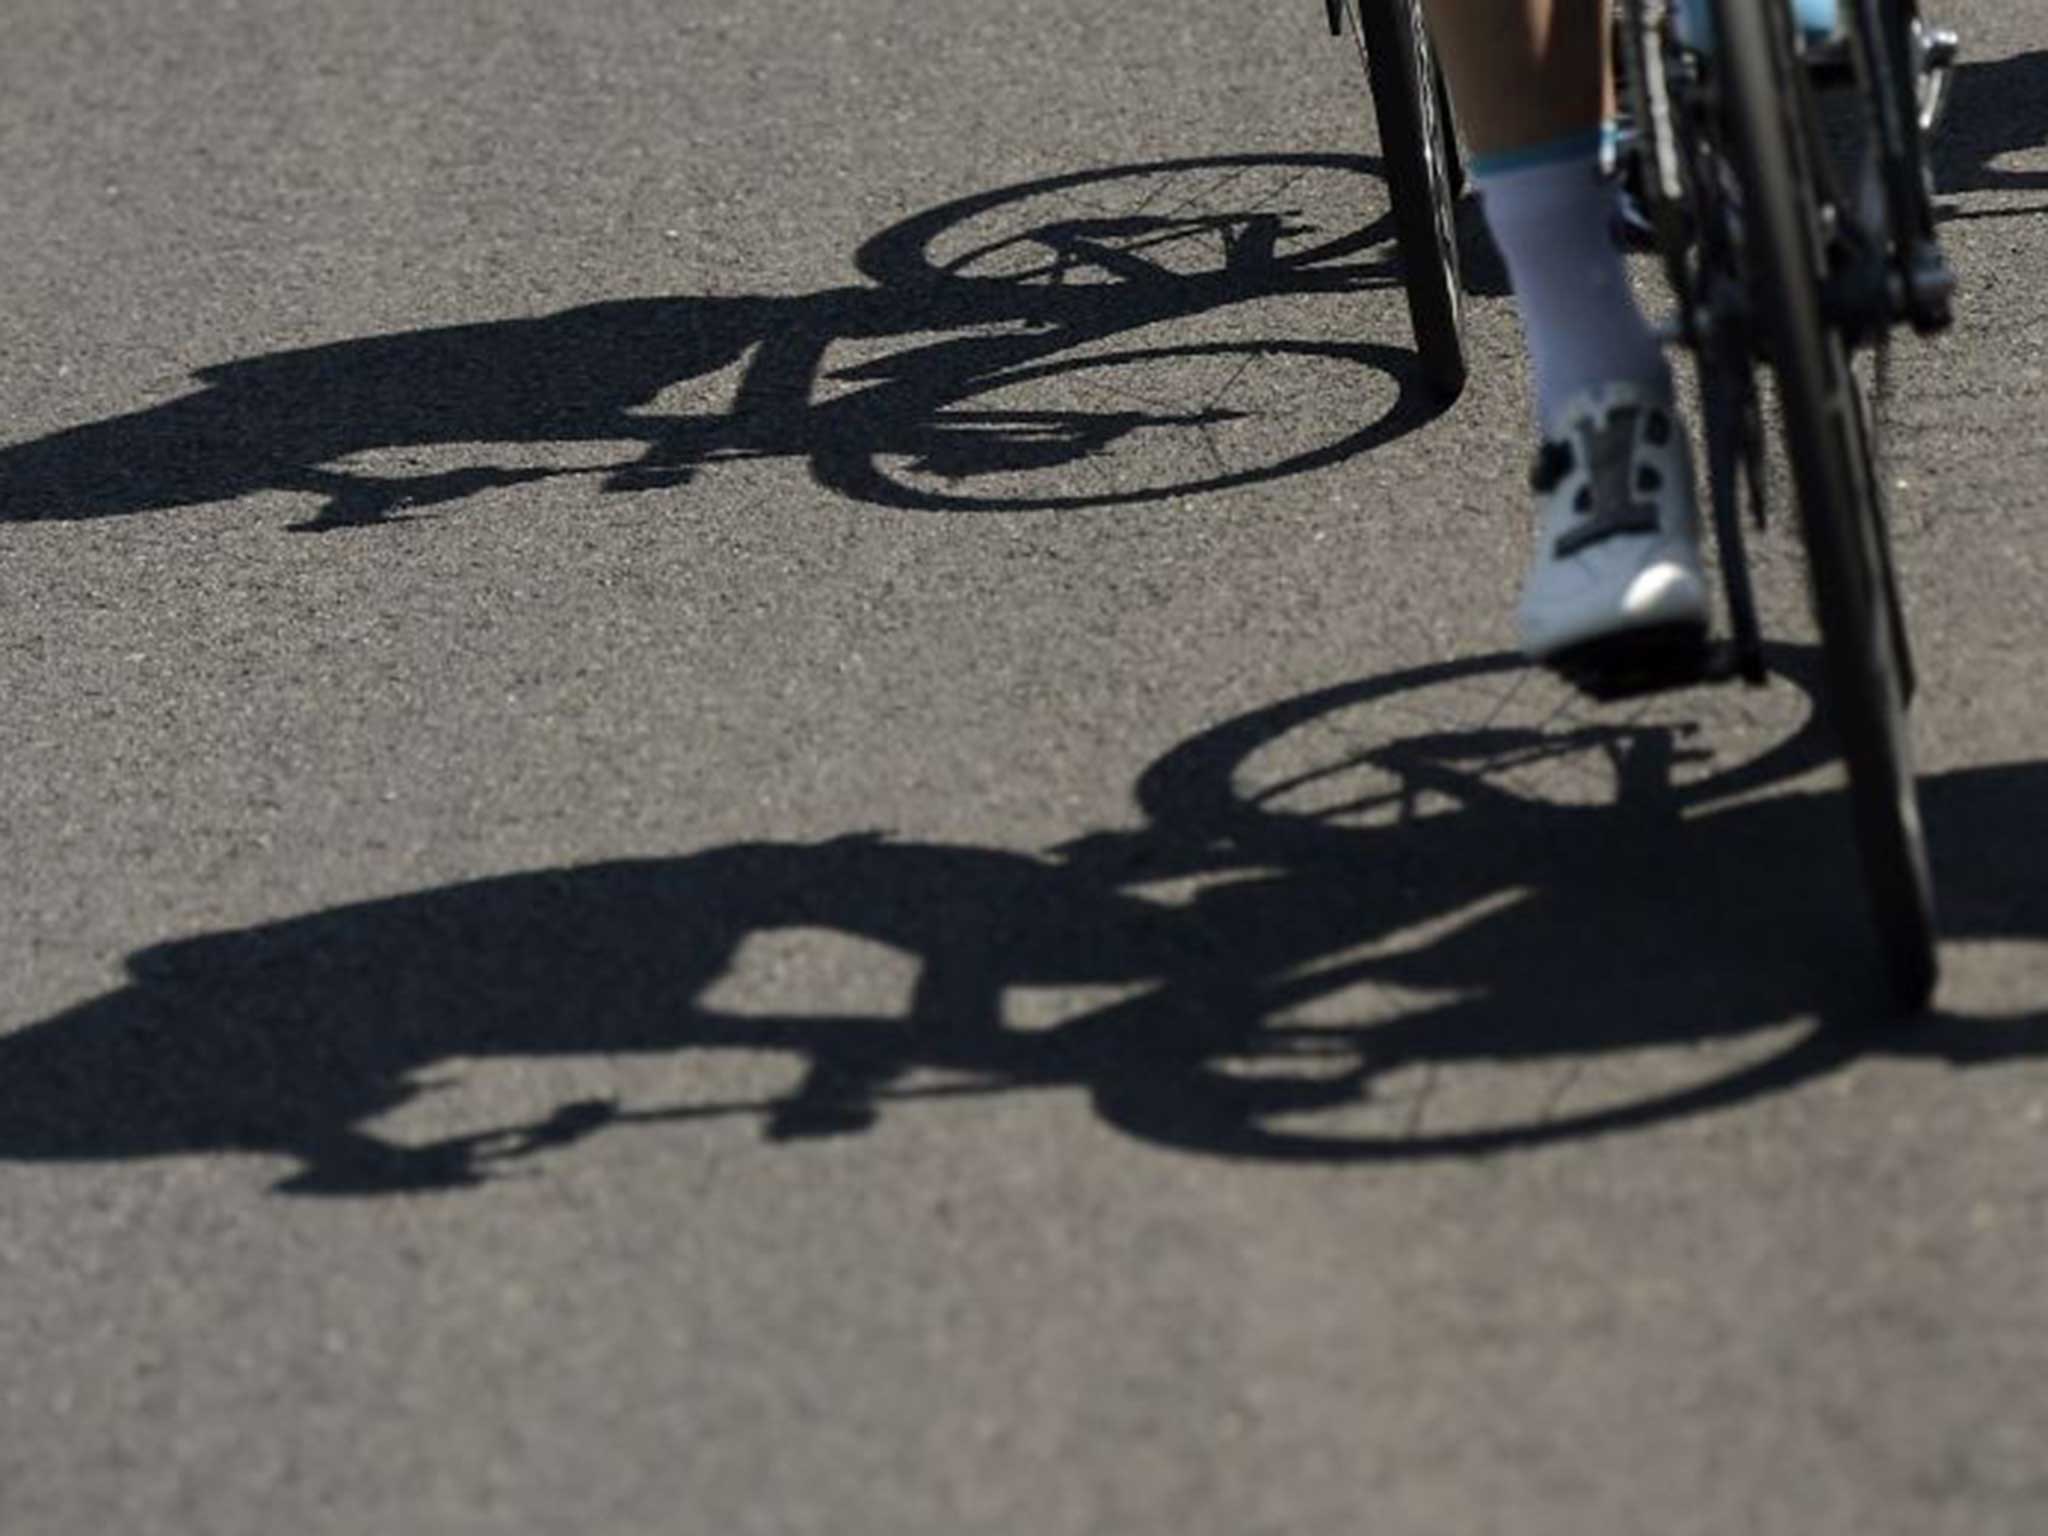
1411, 0, 1462, 333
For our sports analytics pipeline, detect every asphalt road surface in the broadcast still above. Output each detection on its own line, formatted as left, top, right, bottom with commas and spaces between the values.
4, 3, 2046, 1532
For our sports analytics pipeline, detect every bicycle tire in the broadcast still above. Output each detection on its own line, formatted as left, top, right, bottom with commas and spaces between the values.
1350, 0, 1467, 401
1712, 0, 1938, 1011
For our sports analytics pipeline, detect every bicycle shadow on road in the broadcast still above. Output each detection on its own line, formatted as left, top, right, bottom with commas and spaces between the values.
3, 648, 2041, 1196
1933, 49, 2048, 219
0, 155, 1432, 531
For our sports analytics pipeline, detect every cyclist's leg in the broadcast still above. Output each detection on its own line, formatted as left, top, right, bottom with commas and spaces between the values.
1418, 0, 1605, 160
1415, 0, 1707, 664
1418, 0, 1663, 428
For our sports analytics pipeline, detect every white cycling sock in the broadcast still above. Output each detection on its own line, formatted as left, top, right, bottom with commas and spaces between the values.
1471, 133, 1668, 436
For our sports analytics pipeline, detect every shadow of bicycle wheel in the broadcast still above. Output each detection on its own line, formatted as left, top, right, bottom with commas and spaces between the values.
3, 645, 2039, 1194
1, 154, 1437, 529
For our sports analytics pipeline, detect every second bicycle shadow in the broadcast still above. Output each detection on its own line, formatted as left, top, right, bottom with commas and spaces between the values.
5, 644, 2044, 1196
0, 155, 1448, 531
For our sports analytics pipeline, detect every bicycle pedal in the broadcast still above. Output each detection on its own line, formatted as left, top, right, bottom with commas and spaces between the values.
1548, 625, 1724, 701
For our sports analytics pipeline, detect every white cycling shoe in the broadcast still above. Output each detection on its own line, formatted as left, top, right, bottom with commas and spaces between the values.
1516, 382, 1711, 667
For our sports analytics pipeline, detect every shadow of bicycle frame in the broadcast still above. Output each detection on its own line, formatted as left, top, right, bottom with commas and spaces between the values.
3, 647, 2041, 1195
0, 154, 1437, 531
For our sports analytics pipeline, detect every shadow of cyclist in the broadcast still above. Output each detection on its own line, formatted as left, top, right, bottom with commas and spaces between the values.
3, 649, 2041, 1194
0, 155, 1415, 530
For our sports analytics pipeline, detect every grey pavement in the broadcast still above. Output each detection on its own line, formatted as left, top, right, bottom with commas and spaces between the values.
3, 2, 2047, 1532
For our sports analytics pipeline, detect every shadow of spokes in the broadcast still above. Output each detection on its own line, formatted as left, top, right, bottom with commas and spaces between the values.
4, 650, 2041, 1195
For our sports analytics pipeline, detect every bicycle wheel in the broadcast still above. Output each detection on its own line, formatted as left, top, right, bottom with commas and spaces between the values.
1712, 0, 1938, 1011
1349, 0, 1467, 400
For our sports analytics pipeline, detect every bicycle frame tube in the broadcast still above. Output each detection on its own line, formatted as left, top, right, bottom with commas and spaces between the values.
1845, 0, 1954, 327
